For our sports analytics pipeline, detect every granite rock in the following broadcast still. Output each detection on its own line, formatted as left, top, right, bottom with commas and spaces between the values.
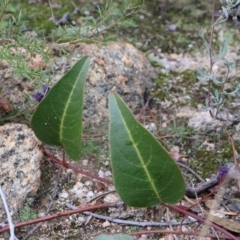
0, 123, 42, 221
0, 42, 156, 125
188, 111, 224, 131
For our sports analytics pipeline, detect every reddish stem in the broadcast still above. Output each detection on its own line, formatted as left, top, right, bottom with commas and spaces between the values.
62, 148, 66, 167
165, 204, 239, 240
130, 229, 240, 239
42, 148, 113, 185
0, 202, 119, 234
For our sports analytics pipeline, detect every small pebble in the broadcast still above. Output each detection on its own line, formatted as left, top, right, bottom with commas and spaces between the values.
87, 191, 94, 201
104, 161, 109, 166
102, 220, 111, 227
145, 122, 157, 132
98, 169, 104, 178
82, 159, 89, 166
38, 212, 45, 218
167, 24, 177, 32
139, 235, 147, 240
66, 169, 74, 174
103, 193, 119, 203
104, 171, 112, 177
75, 189, 83, 198
41, 223, 48, 230
73, 181, 84, 191
85, 180, 93, 187
78, 216, 85, 222
84, 10, 90, 15
59, 191, 69, 199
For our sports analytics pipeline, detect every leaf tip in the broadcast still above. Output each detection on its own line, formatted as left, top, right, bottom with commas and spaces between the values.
110, 86, 116, 94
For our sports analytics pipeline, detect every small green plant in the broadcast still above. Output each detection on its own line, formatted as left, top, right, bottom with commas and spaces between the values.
197, 0, 240, 124
19, 198, 37, 222
51, 0, 142, 44
81, 139, 101, 157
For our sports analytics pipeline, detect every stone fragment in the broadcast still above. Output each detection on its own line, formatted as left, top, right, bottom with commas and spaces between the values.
188, 111, 224, 131
103, 193, 119, 203
102, 220, 111, 228
0, 123, 42, 222
59, 191, 69, 199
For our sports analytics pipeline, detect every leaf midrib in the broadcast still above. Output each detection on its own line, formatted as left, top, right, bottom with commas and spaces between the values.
59, 70, 82, 142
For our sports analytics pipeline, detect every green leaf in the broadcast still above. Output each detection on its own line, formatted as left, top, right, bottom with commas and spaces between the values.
109, 92, 185, 207
197, 67, 208, 82
199, 29, 210, 54
31, 56, 90, 161
213, 40, 228, 63
94, 234, 133, 240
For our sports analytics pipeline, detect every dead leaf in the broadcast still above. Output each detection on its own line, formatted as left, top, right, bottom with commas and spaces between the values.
204, 210, 240, 233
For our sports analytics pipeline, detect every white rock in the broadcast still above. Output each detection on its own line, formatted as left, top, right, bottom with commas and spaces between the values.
104, 161, 109, 166
188, 111, 225, 131
60, 191, 69, 199
144, 122, 157, 132
66, 169, 74, 174
85, 181, 93, 187
82, 159, 89, 166
38, 212, 45, 218
87, 191, 94, 201
102, 220, 111, 228
72, 182, 84, 191
103, 193, 119, 203
0, 123, 42, 221
104, 171, 112, 177
75, 189, 83, 198
98, 169, 104, 178
82, 187, 89, 194
41, 223, 48, 230
78, 216, 85, 222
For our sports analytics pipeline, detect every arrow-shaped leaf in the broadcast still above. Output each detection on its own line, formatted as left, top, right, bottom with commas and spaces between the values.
31, 56, 90, 161
109, 92, 185, 207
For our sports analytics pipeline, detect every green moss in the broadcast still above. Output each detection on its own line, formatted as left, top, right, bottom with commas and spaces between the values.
154, 72, 170, 100
180, 70, 198, 82
154, 69, 198, 105
64, 182, 76, 190
15, 1, 74, 36
189, 141, 234, 178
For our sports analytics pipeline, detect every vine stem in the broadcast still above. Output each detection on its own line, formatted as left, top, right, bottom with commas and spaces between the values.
42, 146, 113, 185
165, 204, 239, 240
0, 202, 122, 234
130, 229, 239, 239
